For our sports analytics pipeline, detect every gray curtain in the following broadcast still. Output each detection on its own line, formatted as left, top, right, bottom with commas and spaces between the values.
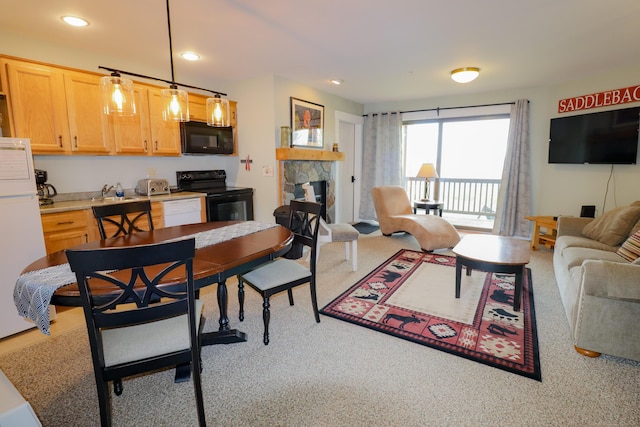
359, 112, 403, 220
492, 99, 531, 237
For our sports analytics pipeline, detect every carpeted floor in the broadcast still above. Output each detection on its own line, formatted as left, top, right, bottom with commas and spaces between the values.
0, 231, 638, 426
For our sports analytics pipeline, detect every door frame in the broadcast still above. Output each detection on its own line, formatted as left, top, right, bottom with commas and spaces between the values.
335, 111, 363, 223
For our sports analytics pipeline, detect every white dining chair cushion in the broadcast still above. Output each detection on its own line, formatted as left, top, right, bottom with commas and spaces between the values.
101, 299, 203, 367
242, 259, 311, 291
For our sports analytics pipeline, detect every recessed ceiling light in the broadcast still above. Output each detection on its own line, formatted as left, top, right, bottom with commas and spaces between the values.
450, 67, 480, 83
181, 51, 200, 61
61, 16, 89, 27
330, 79, 343, 85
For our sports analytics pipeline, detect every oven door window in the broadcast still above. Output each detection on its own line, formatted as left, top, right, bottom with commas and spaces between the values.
207, 193, 254, 222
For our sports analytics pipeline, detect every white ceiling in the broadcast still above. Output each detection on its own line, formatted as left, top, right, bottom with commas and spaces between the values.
2, 0, 640, 105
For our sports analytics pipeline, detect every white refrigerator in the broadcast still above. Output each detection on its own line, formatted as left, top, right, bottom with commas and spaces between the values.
0, 137, 48, 338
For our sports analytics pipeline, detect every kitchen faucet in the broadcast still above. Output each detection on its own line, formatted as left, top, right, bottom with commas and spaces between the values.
101, 184, 114, 197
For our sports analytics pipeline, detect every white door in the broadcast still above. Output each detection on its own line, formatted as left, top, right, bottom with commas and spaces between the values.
335, 111, 363, 223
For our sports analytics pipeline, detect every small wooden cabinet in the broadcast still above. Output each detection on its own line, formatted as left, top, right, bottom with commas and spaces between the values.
147, 88, 182, 156
41, 210, 93, 255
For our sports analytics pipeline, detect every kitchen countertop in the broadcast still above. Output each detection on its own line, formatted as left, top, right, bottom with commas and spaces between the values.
40, 191, 206, 214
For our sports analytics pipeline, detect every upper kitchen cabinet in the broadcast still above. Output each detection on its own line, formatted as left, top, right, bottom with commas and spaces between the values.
2, 59, 109, 155
103, 86, 151, 155
63, 71, 110, 154
147, 88, 181, 156
2, 60, 69, 153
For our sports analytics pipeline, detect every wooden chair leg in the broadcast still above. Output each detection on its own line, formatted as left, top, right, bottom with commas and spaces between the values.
191, 350, 206, 426
97, 380, 112, 427
310, 282, 320, 323
262, 296, 271, 345
237, 276, 245, 321
574, 345, 601, 358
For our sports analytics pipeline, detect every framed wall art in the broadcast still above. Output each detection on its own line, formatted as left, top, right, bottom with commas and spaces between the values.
291, 97, 324, 148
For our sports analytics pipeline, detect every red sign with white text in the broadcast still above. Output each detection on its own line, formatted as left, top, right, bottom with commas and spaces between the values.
558, 84, 640, 113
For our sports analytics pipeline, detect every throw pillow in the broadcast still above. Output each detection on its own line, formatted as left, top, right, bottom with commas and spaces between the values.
616, 230, 640, 262
582, 206, 640, 247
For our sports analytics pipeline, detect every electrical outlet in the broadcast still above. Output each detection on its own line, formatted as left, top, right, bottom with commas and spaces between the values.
262, 166, 273, 177
146, 168, 157, 178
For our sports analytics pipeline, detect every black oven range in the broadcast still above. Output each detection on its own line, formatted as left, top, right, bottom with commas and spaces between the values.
176, 170, 254, 222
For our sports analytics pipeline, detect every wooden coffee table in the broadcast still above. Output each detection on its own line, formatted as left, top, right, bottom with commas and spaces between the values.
452, 234, 531, 311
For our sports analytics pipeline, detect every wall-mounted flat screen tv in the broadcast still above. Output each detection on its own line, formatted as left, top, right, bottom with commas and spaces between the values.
548, 106, 640, 164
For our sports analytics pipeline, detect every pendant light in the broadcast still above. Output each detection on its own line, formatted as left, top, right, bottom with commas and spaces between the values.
206, 94, 230, 127
160, 0, 189, 122
100, 72, 136, 116
100, 0, 227, 122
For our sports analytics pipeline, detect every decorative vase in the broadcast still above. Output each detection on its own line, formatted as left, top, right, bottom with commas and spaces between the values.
280, 126, 291, 147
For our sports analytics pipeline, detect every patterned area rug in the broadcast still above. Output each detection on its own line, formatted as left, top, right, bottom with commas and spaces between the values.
320, 249, 541, 381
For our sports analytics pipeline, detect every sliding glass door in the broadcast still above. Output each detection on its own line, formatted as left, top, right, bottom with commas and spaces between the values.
403, 115, 510, 228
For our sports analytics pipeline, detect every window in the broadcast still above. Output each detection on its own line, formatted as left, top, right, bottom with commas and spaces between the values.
403, 108, 510, 228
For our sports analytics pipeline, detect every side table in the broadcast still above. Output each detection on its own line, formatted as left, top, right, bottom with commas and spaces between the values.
413, 200, 443, 216
525, 215, 558, 250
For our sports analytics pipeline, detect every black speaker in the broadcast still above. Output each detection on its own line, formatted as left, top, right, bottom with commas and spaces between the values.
580, 205, 596, 218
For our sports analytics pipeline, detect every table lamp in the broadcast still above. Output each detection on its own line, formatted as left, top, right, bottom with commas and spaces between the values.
416, 163, 438, 201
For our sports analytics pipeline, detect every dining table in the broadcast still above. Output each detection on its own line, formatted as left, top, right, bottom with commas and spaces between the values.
17, 220, 294, 347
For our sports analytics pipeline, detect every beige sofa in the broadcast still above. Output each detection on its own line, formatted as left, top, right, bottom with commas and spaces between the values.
553, 203, 640, 361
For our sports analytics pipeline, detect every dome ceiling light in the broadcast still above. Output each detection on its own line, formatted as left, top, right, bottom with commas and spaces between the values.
450, 67, 480, 83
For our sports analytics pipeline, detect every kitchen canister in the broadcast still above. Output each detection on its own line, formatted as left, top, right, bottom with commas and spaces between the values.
280, 126, 291, 147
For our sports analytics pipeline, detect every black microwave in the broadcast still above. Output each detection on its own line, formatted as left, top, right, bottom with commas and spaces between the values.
180, 121, 234, 155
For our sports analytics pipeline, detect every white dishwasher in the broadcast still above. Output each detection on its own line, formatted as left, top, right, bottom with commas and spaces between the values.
163, 198, 203, 227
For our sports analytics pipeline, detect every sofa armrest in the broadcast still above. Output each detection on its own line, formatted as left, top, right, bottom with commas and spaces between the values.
557, 216, 593, 238
582, 260, 640, 302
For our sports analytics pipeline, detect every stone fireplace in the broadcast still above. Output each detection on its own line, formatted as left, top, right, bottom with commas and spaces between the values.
281, 160, 336, 223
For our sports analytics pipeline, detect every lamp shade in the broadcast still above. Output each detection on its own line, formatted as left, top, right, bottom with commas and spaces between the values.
100, 74, 136, 116
206, 95, 230, 127
161, 86, 189, 122
450, 67, 480, 83
416, 163, 439, 179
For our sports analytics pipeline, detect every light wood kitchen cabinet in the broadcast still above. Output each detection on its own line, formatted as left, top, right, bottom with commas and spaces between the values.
188, 94, 207, 122
103, 86, 151, 155
41, 210, 93, 255
147, 88, 181, 156
63, 71, 110, 154
3, 60, 69, 153
3, 60, 108, 155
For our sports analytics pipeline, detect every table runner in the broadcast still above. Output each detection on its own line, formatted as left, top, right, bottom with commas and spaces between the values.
14, 221, 278, 335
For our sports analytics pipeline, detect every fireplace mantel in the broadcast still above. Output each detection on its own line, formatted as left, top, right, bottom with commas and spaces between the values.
276, 148, 344, 161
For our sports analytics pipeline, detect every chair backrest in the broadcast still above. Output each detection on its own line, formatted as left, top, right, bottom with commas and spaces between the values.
371, 186, 413, 227
92, 200, 154, 239
66, 238, 196, 332
287, 200, 322, 271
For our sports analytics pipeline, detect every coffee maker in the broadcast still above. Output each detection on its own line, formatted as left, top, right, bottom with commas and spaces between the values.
34, 169, 57, 206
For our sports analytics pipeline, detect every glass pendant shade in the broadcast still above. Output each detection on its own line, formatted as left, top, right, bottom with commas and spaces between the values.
100, 75, 136, 116
161, 86, 189, 121
206, 96, 230, 127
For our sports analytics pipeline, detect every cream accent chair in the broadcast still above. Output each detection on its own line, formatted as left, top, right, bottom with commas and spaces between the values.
371, 186, 461, 251
302, 183, 358, 270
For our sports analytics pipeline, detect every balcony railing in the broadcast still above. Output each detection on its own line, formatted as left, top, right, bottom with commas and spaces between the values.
404, 177, 501, 228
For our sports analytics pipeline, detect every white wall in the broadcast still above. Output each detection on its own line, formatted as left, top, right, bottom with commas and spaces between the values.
364, 64, 640, 217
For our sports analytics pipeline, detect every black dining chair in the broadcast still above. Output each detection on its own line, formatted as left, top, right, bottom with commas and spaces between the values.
92, 200, 154, 239
66, 238, 206, 427
237, 200, 322, 345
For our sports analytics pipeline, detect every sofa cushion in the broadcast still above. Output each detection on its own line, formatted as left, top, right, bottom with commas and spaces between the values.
561, 246, 628, 269
555, 235, 617, 254
616, 230, 640, 263
581, 206, 640, 247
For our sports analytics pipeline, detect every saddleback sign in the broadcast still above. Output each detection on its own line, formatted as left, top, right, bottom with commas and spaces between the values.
558, 84, 640, 113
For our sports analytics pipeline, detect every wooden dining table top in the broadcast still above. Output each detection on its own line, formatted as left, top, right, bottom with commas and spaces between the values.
21, 221, 294, 306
